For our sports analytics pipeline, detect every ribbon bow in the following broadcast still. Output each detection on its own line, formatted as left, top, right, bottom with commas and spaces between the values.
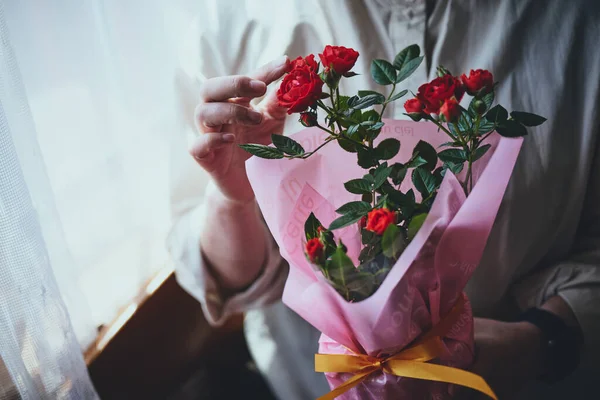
314, 295, 497, 400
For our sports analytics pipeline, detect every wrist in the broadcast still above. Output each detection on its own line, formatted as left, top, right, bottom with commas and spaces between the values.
206, 180, 257, 212
512, 321, 545, 378
517, 302, 583, 383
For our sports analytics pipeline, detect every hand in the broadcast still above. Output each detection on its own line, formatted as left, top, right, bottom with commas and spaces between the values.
189, 56, 289, 204
462, 318, 543, 399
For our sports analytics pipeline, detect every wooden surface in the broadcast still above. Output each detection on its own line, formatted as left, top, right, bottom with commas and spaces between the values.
87, 273, 249, 399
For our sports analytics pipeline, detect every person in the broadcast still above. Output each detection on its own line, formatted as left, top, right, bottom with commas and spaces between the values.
168, 0, 600, 398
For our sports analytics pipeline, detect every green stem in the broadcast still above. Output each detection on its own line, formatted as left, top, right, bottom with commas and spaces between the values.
378, 83, 396, 122
431, 119, 457, 141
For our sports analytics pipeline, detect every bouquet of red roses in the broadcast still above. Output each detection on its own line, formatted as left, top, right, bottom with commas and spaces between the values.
242, 45, 544, 399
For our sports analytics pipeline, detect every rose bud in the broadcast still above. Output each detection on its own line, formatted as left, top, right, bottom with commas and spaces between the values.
472, 99, 487, 115
318, 45, 359, 75
404, 98, 425, 121
358, 216, 367, 229
460, 69, 494, 96
300, 111, 318, 127
305, 238, 324, 263
366, 208, 396, 235
440, 97, 461, 123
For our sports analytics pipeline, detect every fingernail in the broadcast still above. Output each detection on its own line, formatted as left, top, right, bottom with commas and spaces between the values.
250, 79, 266, 91
248, 110, 263, 123
222, 133, 235, 142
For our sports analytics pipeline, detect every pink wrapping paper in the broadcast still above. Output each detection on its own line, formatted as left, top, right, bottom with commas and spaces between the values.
246, 119, 522, 399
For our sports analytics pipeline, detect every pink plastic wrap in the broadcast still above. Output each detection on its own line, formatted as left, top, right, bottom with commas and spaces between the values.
246, 120, 522, 399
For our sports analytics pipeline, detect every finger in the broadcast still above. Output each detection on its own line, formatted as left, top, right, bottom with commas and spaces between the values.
257, 80, 287, 120
233, 56, 290, 105
188, 132, 235, 161
248, 55, 289, 86
195, 102, 263, 132
200, 75, 267, 102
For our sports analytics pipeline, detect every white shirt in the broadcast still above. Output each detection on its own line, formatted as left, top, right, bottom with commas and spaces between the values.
168, 1, 600, 399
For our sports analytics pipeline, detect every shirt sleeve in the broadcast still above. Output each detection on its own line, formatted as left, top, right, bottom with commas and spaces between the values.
168, 183, 288, 326
512, 133, 600, 369
167, 10, 289, 326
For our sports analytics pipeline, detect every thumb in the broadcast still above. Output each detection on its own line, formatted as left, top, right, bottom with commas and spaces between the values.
257, 80, 288, 119
250, 56, 289, 119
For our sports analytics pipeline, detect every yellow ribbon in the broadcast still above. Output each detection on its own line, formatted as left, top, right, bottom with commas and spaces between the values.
315, 296, 497, 400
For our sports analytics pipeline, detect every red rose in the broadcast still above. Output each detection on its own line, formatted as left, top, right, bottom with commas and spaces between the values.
366, 208, 396, 235
417, 75, 464, 114
289, 54, 318, 72
300, 111, 318, 127
404, 98, 425, 114
278, 56, 324, 114
305, 238, 324, 263
461, 69, 494, 95
318, 45, 359, 75
439, 97, 461, 122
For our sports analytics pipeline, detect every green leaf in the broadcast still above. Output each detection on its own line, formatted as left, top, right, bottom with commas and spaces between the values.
271, 134, 305, 156
358, 90, 384, 98
361, 110, 380, 122
382, 224, 405, 258
497, 120, 528, 137
390, 163, 407, 185
304, 212, 322, 240
433, 166, 444, 185
477, 118, 496, 135
361, 192, 373, 203
336, 201, 372, 215
328, 244, 356, 278
347, 124, 361, 137
373, 165, 393, 190
238, 144, 284, 159
387, 89, 408, 103
457, 109, 472, 132
375, 193, 389, 207
444, 161, 464, 174
406, 155, 428, 169
350, 94, 386, 109
407, 213, 427, 240
338, 138, 358, 153
438, 148, 467, 164
361, 229, 378, 245
395, 56, 424, 83
329, 212, 365, 230
367, 122, 385, 131
362, 173, 375, 184
371, 59, 397, 85
482, 91, 495, 110
510, 111, 547, 127
412, 140, 438, 171
472, 144, 491, 162
343, 71, 359, 77
375, 138, 401, 160
344, 178, 372, 195
412, 167, 437, 197
357, 147, 378, 168
485, 104, 508, 124
347, 95, 360, 107
337, 95, 350, 110
393, 44, 421, 70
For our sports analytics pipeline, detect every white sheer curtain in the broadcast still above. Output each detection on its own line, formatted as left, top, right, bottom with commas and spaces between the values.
1, 0, 205, 397
3, 0, 205, 350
